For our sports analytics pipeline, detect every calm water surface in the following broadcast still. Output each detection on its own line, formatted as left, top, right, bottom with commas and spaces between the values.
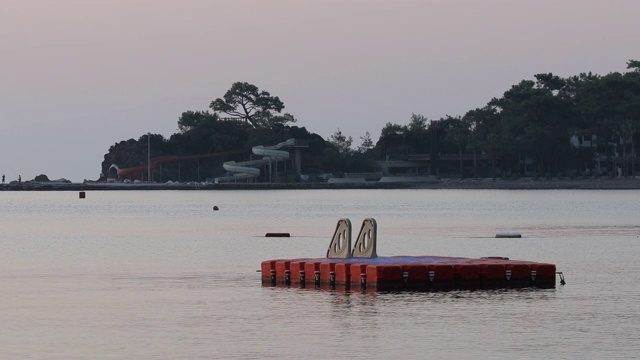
1, 189, 639, 359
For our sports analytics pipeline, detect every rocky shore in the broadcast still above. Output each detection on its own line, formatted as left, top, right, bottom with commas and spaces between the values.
2, 177, 640, 191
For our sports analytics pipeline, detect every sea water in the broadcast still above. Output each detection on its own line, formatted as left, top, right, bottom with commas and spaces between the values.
1, 189, 639, 359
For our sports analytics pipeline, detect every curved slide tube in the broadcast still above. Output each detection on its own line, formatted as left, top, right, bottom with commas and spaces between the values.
112, 148, 250, 179
217, 138, 295, 182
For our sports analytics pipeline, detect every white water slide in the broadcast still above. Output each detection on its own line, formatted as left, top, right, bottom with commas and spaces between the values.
216, 138, 295, 183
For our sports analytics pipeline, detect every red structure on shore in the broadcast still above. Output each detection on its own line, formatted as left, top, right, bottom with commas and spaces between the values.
114, 148, 250, 179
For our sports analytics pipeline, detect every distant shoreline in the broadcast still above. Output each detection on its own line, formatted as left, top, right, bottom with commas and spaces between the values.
2, 177, 640, 191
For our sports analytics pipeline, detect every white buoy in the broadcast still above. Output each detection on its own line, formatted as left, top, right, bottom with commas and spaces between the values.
495, 232, 521, 238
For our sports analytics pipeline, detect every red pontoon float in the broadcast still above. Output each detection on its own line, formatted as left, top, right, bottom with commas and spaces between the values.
261, 218, 563, 292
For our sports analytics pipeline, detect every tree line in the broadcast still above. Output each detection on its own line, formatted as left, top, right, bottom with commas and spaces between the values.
102, 60, 640, 182
365, 60, 640, 178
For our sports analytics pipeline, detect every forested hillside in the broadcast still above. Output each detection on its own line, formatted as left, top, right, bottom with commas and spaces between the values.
102, 61, 640, 182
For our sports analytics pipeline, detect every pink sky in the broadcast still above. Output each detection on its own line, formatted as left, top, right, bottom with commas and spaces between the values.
1, 0, 638, 181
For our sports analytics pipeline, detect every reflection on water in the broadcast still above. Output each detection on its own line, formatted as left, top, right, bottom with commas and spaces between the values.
1, 189, 639, 358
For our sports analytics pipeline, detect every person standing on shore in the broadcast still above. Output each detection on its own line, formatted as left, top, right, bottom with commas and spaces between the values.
18, 175, 21, 183
2, 174, 4, 183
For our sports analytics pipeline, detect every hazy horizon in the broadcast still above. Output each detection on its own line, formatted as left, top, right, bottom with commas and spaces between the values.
1, 0, 638, 182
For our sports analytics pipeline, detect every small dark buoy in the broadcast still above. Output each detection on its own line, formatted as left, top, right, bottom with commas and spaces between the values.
79, 191, 86, 199
265, 233, 290, 238
495, 232, 521, 238
213, 206, 219, 211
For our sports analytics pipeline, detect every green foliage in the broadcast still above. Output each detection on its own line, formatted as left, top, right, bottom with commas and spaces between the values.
380, 122, 404, 137
210, 82, 295, 129
328, 128, 353, 156
407, 113, 427, 133
627, 59, 640, 71
357, 132, 374, 154
103, 63, 640, 181
488, 77, 578, 176
177, 111, 217, 132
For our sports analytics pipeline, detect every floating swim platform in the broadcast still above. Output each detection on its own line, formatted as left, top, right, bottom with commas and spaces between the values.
261, 255, 556, 291
261, 218, 560, 292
